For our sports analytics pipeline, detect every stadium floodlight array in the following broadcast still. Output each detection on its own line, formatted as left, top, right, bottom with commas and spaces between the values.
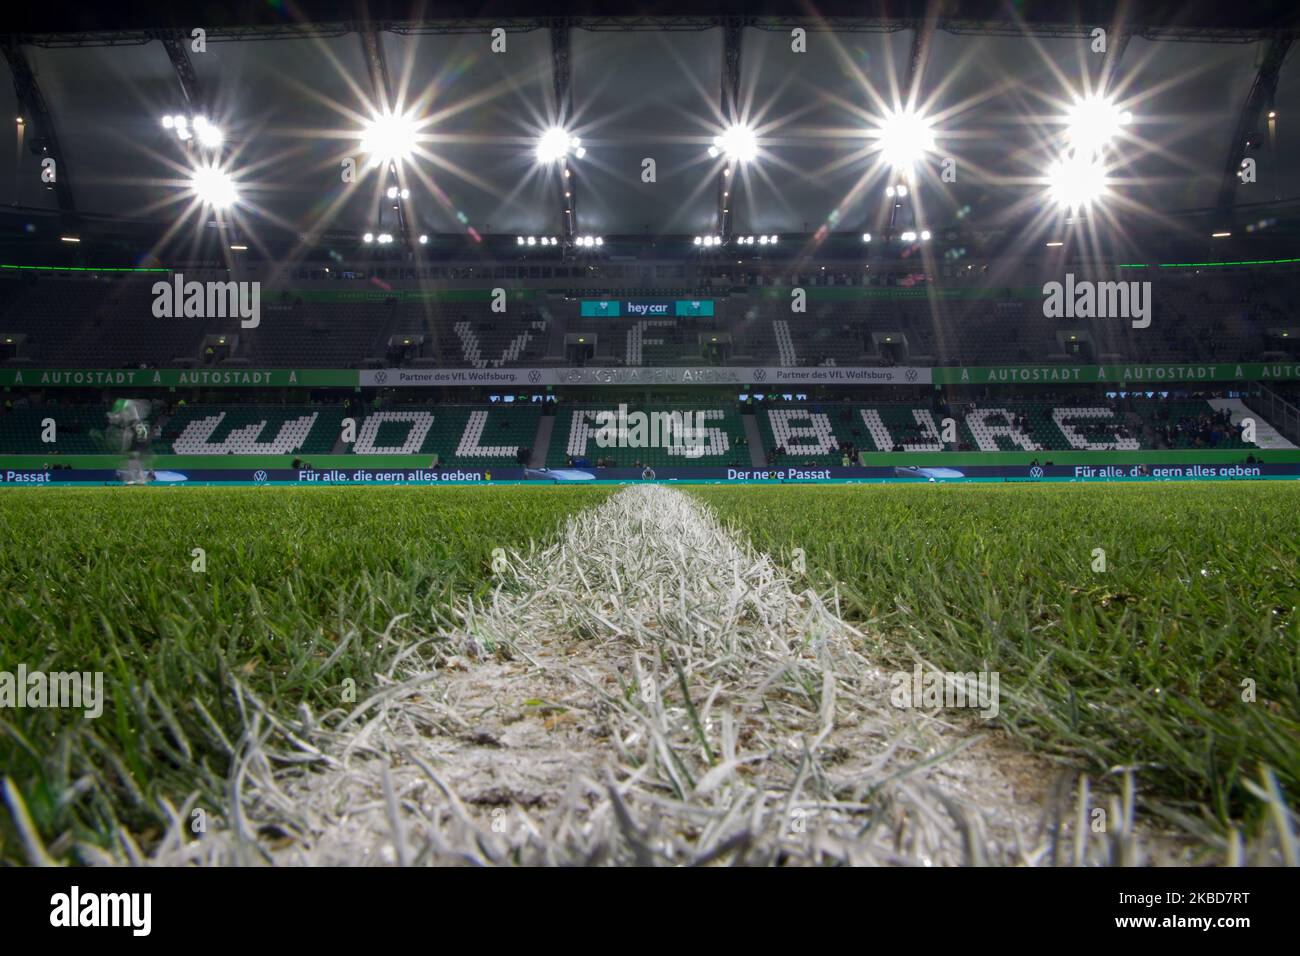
900, 230, 917, 242
163, 114, 223, 148
537, 128, 584, 163
1065, 94, 1131, 157
733, 235, 779, 246
876, 107, 935, 170
709, 124, 757, 163
360, 110, 418, 167
1041, 93, 1128, 211
1047, 152, 1107, 210
189, 163, 237, 209
694, 235, 724, 248
575, 235, 603, 248
517, 236, 560, 246
385, 186, 411, 200
886, 184, 909, 198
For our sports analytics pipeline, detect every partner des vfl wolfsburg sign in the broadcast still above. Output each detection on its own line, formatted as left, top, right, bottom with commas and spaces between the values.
354, 367, 933, 386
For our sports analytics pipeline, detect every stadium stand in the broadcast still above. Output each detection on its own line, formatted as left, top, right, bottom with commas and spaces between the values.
158, 404, 344, 456
756, 398, 1257, 463
547, 403, 747, 467
2, 268, 1297, 371
0, 402, 110, 454
346, 403, 540, 465
147, 402, 540, 465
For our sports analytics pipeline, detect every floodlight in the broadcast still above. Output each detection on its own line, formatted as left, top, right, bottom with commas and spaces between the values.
714, 124, 757, 163
162, 115, 175, 129
363, 233, 374, 243
361, 110, 419, 167
896, 184, 909, 198
694, 236, 703, 245
386, 186, 398, 199
1065, 94, 1128, 156
862, 233, 872, 242
194, 119, 223, 148
527, 236, 536, 246
920, 230, 931, 241
901, 231, 917, 242
418, 234, 428, 244
877, 108, 935, 169
517, 236, 525, 245
377, 233, 393, 244
538, 127, 579, 164
174, 115, 188, 130
1047, 153, 1107, 210
190, 164, 237, 209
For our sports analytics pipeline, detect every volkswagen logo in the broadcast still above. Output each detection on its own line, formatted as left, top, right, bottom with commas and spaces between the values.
253, 470, 269, 483
374, 370, 388, 384
753, 368, 767, 382
1029, 465, 1044, 479
528, 370, 542, 383
905, 368, 918, 382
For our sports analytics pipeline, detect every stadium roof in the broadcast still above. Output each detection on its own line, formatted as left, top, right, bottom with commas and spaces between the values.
0, 1, 1297, 256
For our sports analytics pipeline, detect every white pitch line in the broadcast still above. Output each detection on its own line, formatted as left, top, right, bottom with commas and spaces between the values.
121, 485, 1174, 866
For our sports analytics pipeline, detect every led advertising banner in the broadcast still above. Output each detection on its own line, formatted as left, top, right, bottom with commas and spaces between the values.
578, 299, 715, 317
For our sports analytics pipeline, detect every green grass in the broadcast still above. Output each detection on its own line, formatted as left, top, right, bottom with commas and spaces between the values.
692, 483, 1300, 831
0, 485, 610, 864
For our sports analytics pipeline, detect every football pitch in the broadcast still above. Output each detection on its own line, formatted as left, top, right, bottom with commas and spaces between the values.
1, 482, 1296, 865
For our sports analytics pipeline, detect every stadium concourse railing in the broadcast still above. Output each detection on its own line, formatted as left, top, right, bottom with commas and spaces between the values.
1245, 385, 1300, 446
